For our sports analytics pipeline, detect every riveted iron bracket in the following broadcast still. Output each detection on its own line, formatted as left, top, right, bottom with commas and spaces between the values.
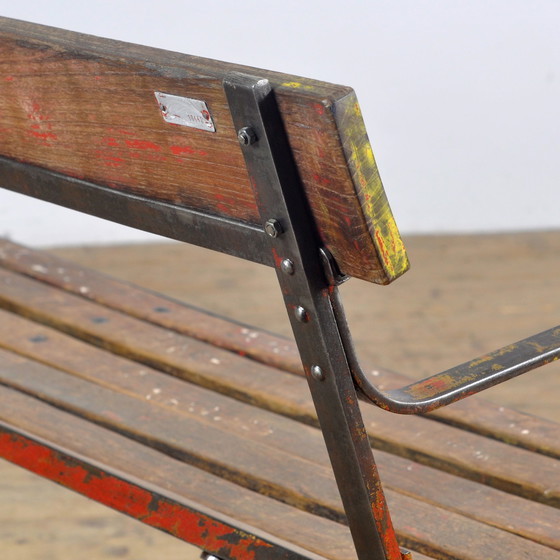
224, 73, 406, 560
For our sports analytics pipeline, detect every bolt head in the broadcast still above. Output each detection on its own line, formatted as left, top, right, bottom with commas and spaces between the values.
264, 219, 283, 238
311, 365, 325, 381
295, 305, 309, 323
237, 126, 257, 146
281, 258, 295, 275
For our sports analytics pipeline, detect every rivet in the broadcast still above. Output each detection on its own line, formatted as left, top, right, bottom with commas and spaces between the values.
295, 306, 309, 323
311, 365, 325, 381
281, 258, 294, 275
264, 219, 283, 238
237, 126, 257, 146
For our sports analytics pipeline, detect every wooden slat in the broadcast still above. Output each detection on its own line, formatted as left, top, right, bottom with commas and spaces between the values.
0, 349, 557, 560
0, 268, 558, 509
1, 312, 558, 552
1, 239, 557, 460
0, 17, 408, 284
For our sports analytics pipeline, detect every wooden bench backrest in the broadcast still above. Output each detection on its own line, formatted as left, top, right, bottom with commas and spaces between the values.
0, 17, 408, 284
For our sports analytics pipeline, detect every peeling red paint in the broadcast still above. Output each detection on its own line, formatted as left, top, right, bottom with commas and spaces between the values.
25, 101, 57, 143
126, 139, 161, 151
102, 137, 120, 147
374, 229, 391, 268
95, 150, 125, 168
313, 103, 325, 115
29, 130, 58, 141
312, 173, 330, 186
0, 430, 274, 560
213, 192, 239, 214
270, 248, 283, 269
171, 145, 196, 156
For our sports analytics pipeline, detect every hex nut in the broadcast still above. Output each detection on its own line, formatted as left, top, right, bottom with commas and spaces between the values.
264, 219, 283, 238
237, 126, 257, 146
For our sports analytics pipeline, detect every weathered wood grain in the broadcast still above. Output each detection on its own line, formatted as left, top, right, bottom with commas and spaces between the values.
1, 311, 558, 551
2, 239, 557, 460
0, 351, 557, 560
0, 17, 408, 284
0, 267, 558, 509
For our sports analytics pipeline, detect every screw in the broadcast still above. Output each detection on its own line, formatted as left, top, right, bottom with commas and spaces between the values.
264, 219, 283, 238
295, 306, 309, 323
237, 126, 257, 146
281, 259, 294, 275
311, 365, 325, 381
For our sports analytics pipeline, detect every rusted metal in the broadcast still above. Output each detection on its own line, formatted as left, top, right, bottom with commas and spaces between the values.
0, 424, 318, 560
0, 156, 272, 268
223, 70, 560, 559
224, 72, 406, 560
330, 290, 560, 414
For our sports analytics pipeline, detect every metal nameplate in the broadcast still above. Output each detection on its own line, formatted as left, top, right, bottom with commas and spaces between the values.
154, 92, 216, 132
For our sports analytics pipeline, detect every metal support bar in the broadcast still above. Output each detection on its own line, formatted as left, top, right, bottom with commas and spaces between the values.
224, 73, 406, 560
0, 424, 311, 560
0, 156, 273, 268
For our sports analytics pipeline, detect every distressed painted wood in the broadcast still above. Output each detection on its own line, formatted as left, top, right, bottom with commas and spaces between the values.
0, 17, 408, 284
0, 18, 557, 559
1, 240, 557, 460
0, 270, 558, 511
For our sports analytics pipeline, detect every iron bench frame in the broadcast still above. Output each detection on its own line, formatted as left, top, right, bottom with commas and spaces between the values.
1, 68, 559, 560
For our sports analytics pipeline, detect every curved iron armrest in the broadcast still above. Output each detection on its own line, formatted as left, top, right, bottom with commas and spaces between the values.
330, 291, 560, 414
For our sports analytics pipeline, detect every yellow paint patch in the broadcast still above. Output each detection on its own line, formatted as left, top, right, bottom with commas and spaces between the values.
340, 97, 408, 282
281, 81, 315, 91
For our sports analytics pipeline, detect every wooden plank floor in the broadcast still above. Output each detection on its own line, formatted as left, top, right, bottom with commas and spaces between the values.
1, 231, 559, 559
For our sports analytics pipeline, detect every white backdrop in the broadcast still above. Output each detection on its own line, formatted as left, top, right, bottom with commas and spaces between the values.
0, 1, 558, 246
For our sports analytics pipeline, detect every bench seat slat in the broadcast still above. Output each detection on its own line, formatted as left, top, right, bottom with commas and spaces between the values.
1, 239, 557, 461
1, 351, 559, 560
0, 267, 558, 510
1, 311, 559, 552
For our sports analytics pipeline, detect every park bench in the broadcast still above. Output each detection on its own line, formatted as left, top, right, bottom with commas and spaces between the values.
0, 16, 559, 560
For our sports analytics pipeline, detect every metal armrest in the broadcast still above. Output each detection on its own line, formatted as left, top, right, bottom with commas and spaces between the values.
331, 291, 560, 414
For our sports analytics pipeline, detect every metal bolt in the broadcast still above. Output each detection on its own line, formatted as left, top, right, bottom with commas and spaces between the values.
295, 306, 309, 323
311, 365, 325, 381
264, 219, 283, 238
237, 126, 257, 146
281, 258, 295, 275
